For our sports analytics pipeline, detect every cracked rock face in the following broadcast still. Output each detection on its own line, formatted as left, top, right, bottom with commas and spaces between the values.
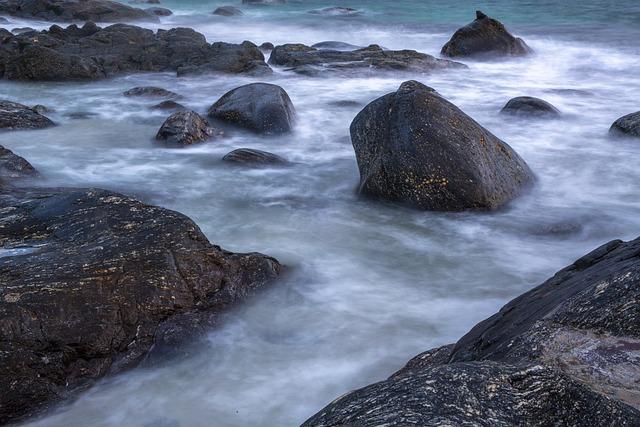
350, 80, 535, 211
303, 237, 640, 426
0, 151, 281, 423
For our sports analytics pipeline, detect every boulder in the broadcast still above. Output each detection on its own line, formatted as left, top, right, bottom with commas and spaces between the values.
0, 100, 55, 130
146, 6, 172, 16
500, 96, 560, 117
0, 183, 281, 423
0, 145, 38, 184
269, 43, 465, 76
10, 26, 35, 34
208, 83, 295, 135
0, 0, 158, 23
609, 111, 640, 138
441, 11, 531, 58
124, 86, 181, 99
155, 110, 215, 145
303, 237, 640, 425
213, 6, 243, 16
150, 100, 186, 111
350, 81, 534, 211
311, 41, 363, 51
259, 42, 274, 51
0, 24, 270, 81
222, 148, 288, 166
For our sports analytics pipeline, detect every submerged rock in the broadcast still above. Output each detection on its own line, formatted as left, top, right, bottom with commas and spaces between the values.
0, 23, 270, 81
155, 110, 215, 145
308, 7, 360, 17
0, 100, 55, 130
150, 100, 186, 111
213, 6, 243, 16
0, 0, 158, 22
0, 183, 281, 423
208, 83, 295, 135
501, 96, 560, 117
303, 237, 640, 425
124, 86, 181, 99
222, 148, 288, 166
610, 111, 640, 138
268, 43, 465, 76
350, 81, 534, 211
0, 145, 38, 184
311, 41, 363, 51
441, 10, 531, 58
146, 6, 172, 16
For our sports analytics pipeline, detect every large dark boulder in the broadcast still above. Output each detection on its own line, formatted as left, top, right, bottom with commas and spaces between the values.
0, 23, 270, 81
0, 145, 38, 184
350, 81, 534, 211
441, 11, 531, 58
222, 148, 288, 166
303, 237, 640, 426
500, 96, 560, 117
0, 0, 158, 22
0, 100, 55, 129
0, 183, 281, 423
268, 43, 465, 76
155, 110, 215, 146
208, 83, 295, 135
610, 111, 640, 138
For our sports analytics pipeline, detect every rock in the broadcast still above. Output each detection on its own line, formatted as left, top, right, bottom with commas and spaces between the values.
208, 83, 295, 135
150, 100, 186, 111
146, 6, 172, 16
242, 0, 285, 4
441, 10, 531, 58
259, 42, 274, 51
65, 111, 97, 119
0, 145, 38, 184
222, 148, 288, 166
500, 96, 560, 117
303, 236, 640, 426
308, 7, 360, 16
311, 41, 363, 51
329, 100, 361, 108
609, 111, 640, 138
0, 0, 158, 23
11, 27, 35, 34
0, 184, 281, 423
350, 81, 534, 211
213, 6, 243, 16
124, 86, 181, 99
268, 43, 465, 76
0, 100, 55, 130
0, 24, 270, 81
30, 104, 53, 114
155, 110, 215, 146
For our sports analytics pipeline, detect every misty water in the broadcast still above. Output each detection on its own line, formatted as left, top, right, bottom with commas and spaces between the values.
2, 1, 640, 425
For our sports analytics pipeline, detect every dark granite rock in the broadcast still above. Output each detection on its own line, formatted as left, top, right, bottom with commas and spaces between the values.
146, 6, 172, 16
0, 0, 158, 23
311, 41, 362, 51
0, 184, 281, 423
222, 148, 288, 166
268, 43, 466, 76
155, 110, 215, 145
208, 83, 295, 134
610, 111, 640, 138
0, 100, 55, 130
0, 23, 270, 81
303, 236, 640, 425
350, 80, 534, 211
150, 100, 186, 111
500, 96, 560, 117
124, 86, 181, 99
441, 10, 531, 58
213, 6, 243, 16
0, 145, 38, 184
10, 26, 34, 34
259, 42, 274, 51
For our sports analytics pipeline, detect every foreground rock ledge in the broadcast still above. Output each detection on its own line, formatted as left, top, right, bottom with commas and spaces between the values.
0, 151, 281, 423
303, 237, 640, 426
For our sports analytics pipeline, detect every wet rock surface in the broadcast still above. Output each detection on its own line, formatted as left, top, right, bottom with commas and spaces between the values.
610, 111, 640, 138
350, 80, 534, 211
0, 162, 281, 423
155, 110, 215, 146
303, 236, 640, 426
208, 83, 295, 134
0, 145, 38, 184
124, 86, 181, 99
213, 5, 243, 16
501, 96, 560, 117
222, 148, 288, 166
0, 100, 55, 129
441, 11, 531, 58
151, 100, 186, 111
0, 0, 158, 23
268, 43, 466, 76
0, 23, 270, 80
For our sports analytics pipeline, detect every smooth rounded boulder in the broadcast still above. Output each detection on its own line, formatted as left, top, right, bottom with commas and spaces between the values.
155, 110, 215, 145
350, 81, 534, 211
441, 10, 531, 58
222, 148, 288, 166
124, 86, 181, 99
501, 96, 560, 117
208, 83, 295, 134
0, 100, 55, 130
213, 6, 243, 16
609, 111, 640, 138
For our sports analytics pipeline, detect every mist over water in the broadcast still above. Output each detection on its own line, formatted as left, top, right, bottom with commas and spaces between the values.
2, 1, 640, 425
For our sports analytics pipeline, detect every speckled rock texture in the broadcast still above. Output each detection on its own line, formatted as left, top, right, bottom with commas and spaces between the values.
350, 80, 535, 211
441, 11, 532, 58
0, 152, 281, 423
0, 100, 55, 130
500, 96, 560, 117
208, 83, 296, 134
610, 111, 640, 138
0, 0, 159, 22
303, 237, 640, 426
222, 148, 288, 166
0, 23, 270, 80
268, 43, 466, 76
155, 110, 215, 145
0, 145, 38, 184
